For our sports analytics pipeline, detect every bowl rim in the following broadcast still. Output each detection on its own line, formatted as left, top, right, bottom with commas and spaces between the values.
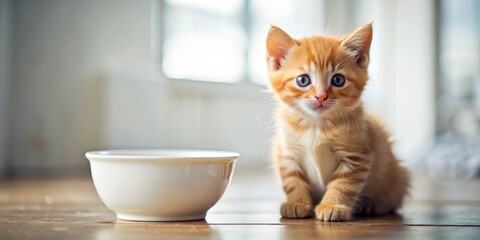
85, 149, 239, 164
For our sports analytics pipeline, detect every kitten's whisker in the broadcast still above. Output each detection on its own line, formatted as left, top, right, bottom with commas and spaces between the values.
266, 109, 277, 132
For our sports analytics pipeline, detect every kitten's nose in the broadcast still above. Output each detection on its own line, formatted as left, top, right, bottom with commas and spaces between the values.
315, 95, 328, 104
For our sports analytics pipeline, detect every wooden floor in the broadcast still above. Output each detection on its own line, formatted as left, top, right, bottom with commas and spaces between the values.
1, 170, 480, 240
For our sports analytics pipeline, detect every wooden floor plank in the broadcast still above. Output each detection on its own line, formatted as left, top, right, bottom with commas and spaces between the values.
1, 223, 479, 240
1, 172, 480, 239
2, 204, 478, 226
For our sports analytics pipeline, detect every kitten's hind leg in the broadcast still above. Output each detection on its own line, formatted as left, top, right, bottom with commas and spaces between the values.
354, 196, 392, 216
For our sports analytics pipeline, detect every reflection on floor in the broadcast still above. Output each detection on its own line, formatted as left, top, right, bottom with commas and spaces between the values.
1, 170, 479, 239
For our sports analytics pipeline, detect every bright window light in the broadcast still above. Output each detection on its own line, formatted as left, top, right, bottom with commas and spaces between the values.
162, 0, 324, 84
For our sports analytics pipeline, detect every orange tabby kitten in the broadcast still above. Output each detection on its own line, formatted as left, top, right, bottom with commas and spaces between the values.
266, 23, 410, 221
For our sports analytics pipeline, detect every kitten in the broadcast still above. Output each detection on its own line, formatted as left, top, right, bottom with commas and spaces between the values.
266, 23, 410, 221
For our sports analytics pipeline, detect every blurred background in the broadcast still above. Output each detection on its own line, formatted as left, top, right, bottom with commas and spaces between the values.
0, 0, 479, 178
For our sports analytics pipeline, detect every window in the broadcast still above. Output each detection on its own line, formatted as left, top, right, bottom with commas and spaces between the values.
162, 0, 324, 84
438, 0, 480, 135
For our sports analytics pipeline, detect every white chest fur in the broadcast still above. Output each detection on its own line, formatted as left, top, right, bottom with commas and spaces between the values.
280, 125, 340, 203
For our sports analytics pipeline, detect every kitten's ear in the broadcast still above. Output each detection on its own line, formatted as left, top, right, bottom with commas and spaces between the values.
266, 26, 296, 71
341, 23, 373, 68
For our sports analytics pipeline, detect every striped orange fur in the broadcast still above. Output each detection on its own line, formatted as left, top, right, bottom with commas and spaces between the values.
266, 23, 410, 221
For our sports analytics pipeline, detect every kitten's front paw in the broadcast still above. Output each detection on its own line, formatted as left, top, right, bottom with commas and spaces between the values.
315, 203, 352, 221
280, 202, 313, 219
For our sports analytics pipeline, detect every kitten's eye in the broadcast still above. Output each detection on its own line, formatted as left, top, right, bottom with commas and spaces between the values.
295, 75, 311, 88
331, 74, 345, 87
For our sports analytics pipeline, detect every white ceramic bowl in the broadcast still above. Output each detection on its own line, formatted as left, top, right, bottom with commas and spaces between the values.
85, 149, 238, 221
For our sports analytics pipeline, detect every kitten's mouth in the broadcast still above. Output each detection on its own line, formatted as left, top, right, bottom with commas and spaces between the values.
313, 104, 330, 111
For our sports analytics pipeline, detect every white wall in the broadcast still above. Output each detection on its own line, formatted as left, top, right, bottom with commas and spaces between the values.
370, 0, 436, 160
6, 0, 152, 173
394, 0, 436, 160
101, 75, 273, 170
0, 0, 11, 176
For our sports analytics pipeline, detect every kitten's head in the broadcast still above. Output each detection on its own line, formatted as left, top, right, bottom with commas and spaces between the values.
266, 23, 372, 120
